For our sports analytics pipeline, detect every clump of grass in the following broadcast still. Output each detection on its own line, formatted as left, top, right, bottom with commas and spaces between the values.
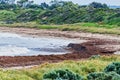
89, 55, 101, 60
0, 70, 33, 80
38, 25, 59, 29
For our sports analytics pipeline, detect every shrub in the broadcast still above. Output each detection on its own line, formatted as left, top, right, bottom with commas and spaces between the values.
87, 72, 120, 80
0, 10, 16, 21
43, 69, 84, 80
89, 55, 101, 59
104, 62, 120, 74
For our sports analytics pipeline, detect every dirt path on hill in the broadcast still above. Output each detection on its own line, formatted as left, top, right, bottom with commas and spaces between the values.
0, 26, 120, 68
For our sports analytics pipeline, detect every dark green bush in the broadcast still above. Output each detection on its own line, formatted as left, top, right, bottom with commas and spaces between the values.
87, 72, 120, 80
104, 62, 120, 74
43, 69, 84, 80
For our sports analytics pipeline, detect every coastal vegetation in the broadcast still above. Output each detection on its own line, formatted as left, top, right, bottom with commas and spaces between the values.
0, 0, 120, 80
0, 0, 119, 34
0, 55, 120, 80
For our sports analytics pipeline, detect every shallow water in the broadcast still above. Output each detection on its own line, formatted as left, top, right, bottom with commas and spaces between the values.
114, 51, 120, 54
0, 32, 84, 56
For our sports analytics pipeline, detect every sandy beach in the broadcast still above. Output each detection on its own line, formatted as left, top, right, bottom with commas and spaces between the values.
0, 26, 120, 68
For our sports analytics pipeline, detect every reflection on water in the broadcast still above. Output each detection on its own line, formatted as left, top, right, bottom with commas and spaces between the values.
0, 32, 83, 56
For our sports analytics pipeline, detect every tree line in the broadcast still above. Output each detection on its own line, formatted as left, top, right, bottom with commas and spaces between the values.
0, 0, 120, 25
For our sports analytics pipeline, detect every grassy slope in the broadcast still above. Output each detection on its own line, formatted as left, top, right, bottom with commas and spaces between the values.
0, 22, 120, 35
0, 55, 120, 80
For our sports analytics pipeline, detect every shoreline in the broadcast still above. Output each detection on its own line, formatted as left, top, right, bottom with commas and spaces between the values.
0, 26, 120, 68
0, 26, 120, 40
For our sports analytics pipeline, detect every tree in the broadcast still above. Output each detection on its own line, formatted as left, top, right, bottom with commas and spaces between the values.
89, 2, 108, 8
0, 0, 15, 4
17, 0, 34, 8
0, 0, 7, 4
0, 0, 16, 10
49, 0, 64, 9
40, 2, 49, 9
50, 0, 60, 6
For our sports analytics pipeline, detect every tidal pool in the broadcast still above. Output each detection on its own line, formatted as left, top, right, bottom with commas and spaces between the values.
0, 32, 85, 56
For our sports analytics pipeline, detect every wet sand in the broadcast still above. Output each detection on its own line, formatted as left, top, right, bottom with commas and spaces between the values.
0, 26, 120, 68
